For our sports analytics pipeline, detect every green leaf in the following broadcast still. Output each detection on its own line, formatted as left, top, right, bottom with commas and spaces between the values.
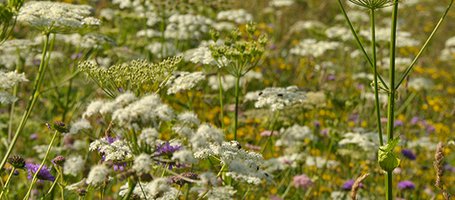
378, 138, 400, 172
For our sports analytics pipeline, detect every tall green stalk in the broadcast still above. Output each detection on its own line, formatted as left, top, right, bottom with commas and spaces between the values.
385, 1, 399, 199
218, 70, 225, 129
0, 167, 15, 198
0, 33, 51, 171
370, 9, 384, 146
233, 76, 241, 140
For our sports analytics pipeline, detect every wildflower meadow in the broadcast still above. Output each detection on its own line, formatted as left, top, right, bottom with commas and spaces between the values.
1, 0, 455, 199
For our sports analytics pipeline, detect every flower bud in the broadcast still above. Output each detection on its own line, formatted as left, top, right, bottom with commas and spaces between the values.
8, 155, 25, 168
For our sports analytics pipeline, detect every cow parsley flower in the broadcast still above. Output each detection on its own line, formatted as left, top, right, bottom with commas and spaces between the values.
245, 86, 306, 111
290, 39, 340, 58
192, 124, 224, 157
204, 186, 237, 200
82, 100, 104, 118
63, 155, 85, 176
172, 149, 197, 164
217, 9, 252, 24
86, 164, 109, 186
165, 14, 212, 40
17, 1, 100, 33
269, 0, 295, 7
132, 153, 152, 174
166, 71, 205, 94
144, 178, 179, 199
89, 138, 133, 162
276, 125, 313, 150
0, 71, 28, 89
69, 118, 91, 134
139, 127, 159, 147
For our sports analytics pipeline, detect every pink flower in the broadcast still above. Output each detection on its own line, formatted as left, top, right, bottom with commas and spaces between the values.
293, 174, 313, 189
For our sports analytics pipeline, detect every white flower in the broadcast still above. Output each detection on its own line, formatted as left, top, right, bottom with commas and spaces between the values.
69, 118, 91, 134
86, 164, 109, 186
245, 86, 306, 111
205, 186, 236, 200
177, 111, 200, 125
217, 9, 252, 24
145, 178, 179, 199
408, 77, 433, 91
269, 0, 295, 7
99, 92, 137, 115
0, 92, 18, 104
165, 14, 213, 40
0, 71, 28, 89
172, 149, 197, 164
290, 39, 340, 58
82, 100, 105, 118
140, 128, 159, 147
17, 1, 100, 33
338, 131, 378, 151
276, 125, 313, 148
166, 71, 205, 94
208, 71, 262, 90
191, 124, 224, 155
64, 155, 85, 176
132, 154, 152, 174
89, 138, 133, 162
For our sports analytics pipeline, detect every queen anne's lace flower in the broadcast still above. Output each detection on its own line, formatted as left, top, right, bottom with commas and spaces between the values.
166, 71, 205, 94
86, 164, 109, 186
245, 86, 306, 111
17, 1, 100, 33
290, 39, 340, 58
64, 155, 85, 176
132, 153, 152, 174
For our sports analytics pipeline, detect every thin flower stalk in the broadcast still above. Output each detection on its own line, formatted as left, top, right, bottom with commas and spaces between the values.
23, 130, 59, 200
385, 1, 399, 199
0, 33, 51, 171
0, 167, 15, 199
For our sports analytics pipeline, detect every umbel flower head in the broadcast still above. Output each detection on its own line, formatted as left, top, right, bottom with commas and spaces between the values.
348, 0, 394, 9
17, 1, 100, 34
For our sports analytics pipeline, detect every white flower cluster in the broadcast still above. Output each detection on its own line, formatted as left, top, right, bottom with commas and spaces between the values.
165, 14, 213, 40
205, 186, 237, 200
216, 9, 252, 24
146, 41, 178, 58
208, 71, 262, 90
360, 27, 419, 47
172, 149, 197, 164
245, 86, 306, 111
64, 155, 85, 176
338, 130, 378, 151
440, 36, 455, 61
290, 39, 340, 58
407, 77, 433, 91
139, 127, 160, 147
89, 138, 133, 162
69, 118, 91, 134
166, 71, 205, 94
173, 111, 201, 138
269, 0, 295, 7
0, 71, 28, 104
86, 164, 110, 186
132, 153, 153, 174
325, 26, 353, 41
192, 124, 225, 156
289, 20, 325, 34
17, 1, 100, 33
276, 125, 313, 153
184, 46, 215, 65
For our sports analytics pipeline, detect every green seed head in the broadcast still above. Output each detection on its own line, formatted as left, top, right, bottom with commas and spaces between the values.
349, 0, 394, 10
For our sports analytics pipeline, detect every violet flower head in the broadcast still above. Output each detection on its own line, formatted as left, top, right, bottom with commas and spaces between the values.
397, 180, 415, 190
25, 163, 55, 182
155, 142, 181, 156
293, 174, 313, 189
342, 179, 362, 191
401, 149, 416, 160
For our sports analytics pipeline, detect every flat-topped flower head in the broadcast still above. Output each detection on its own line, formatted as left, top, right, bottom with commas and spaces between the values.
349, 0, 394, 10
17, 1, 100, 34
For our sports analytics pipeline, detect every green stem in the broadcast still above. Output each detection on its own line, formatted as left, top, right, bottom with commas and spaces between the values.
0, 167, 15, 199
218, 70, 225, 129
233, 76, 241, 140
23, 130, 59, 200
337, 0, 389, 90
370, 9, 384, 146
0, 33, 51, 171
385, 1, 399, 200
395, 0, 454, 89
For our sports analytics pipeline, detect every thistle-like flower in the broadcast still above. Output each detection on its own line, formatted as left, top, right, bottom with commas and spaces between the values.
348, 0, 394, 10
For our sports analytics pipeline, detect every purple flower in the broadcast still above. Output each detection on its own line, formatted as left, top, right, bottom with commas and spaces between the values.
155, 142, 181, 156
401, 149, 416, 160
394, 120, 404, 127
293, 174, 313, 189
25, 163, 55, 182
398, 180, 415, 190
410, 117, 420, 125
327, 74, 336, 81
113, 162, 126, 171
341, 179, 362, 191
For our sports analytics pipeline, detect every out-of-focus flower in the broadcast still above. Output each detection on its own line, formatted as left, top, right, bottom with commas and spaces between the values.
401, 149, 416, 160
293, 174, 313, 189
397, 180, 415, 190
